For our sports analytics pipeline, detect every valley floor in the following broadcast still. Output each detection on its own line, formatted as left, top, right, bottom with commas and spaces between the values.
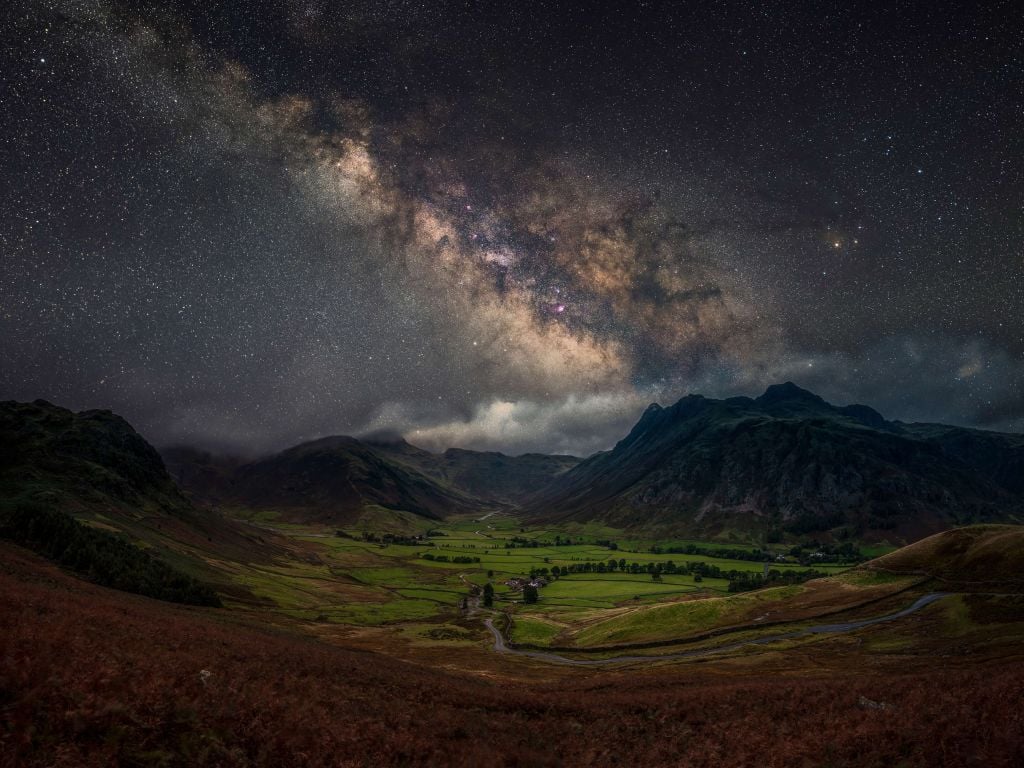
206, 510, 863, 657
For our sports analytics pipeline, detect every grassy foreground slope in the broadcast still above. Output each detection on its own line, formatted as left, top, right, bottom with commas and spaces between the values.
865, 524, 1024, 587
536, 570, 919, 649
4, 540, 1023, 768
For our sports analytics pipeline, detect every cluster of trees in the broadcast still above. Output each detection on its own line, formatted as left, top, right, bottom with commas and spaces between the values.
503, 536, 544, 549
650, 543, 774, 562
0, 504, 221, 606
359, 532, 429, 547
503, 535, 585, 549
546, 558, 678, 576
503, 536, 566, 549
420, 553, 480, 564
727, 568, 828, 593
788, 542, 866, 565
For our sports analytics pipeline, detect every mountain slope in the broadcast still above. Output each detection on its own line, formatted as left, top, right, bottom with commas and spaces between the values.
167, 436, 485, 523
166, 436, 580, 519
1, 399, 193, 519
0, 399, 246, 603
437, 448, 580, 504
866, 524, 1024, 587
364, 436, 580, 505
524, 383, 1023, 541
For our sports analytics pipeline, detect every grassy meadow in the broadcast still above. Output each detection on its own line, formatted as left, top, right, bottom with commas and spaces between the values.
208, 509, 872, 648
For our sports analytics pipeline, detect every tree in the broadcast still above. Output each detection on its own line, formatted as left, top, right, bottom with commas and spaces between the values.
523, 585, 539, 604
482, 582, 494, 608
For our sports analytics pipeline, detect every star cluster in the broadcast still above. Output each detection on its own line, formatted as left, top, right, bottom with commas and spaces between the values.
1, 0, 1021, 455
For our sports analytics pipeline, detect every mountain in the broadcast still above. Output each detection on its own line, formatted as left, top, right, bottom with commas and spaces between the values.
0, 400, 243, 604
0, 399, 192, 518
364, 435, 580, 505
897, 422, 1024, 494
165, 436, 485, 523
159, 445, 245, 504
523, 383, 1024, 542
0, 400, 277, 552
166, 435, 580, 521
434, 448, 581, 504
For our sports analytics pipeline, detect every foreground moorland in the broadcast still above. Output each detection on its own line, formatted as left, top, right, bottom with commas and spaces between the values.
4, 537, 1024, 768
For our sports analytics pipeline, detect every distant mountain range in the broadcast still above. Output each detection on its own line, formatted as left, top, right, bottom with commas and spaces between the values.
5, 384, 1023, 545
363, 436, 580, 505
162, 435, 580, 523
164, 437, 477, 522
522, 383, 1024, 541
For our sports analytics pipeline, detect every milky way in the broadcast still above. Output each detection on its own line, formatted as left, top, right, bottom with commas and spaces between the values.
1, 0, 1022, 455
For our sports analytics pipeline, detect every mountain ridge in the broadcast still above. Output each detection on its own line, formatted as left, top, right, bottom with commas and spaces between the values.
164, 433, 581, 521
522, 382, 1024, 541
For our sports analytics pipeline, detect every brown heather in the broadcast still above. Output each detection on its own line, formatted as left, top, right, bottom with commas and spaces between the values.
2, 543, 1022, 768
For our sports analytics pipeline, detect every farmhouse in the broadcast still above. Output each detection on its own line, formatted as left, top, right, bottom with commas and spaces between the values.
504, 576, 549, 591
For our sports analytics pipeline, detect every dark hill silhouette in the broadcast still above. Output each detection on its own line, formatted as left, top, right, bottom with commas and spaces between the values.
522, 383, 1024, 542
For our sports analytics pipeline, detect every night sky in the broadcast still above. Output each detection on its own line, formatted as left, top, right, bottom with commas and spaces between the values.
2, 0, 1022, 456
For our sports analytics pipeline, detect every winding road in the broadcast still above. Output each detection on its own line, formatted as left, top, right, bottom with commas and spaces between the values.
483, 592, 948, 666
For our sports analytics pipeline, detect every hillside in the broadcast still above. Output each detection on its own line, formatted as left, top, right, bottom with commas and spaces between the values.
0, 399, 278, 551
865, 524, 1024, 588
524, 383, 1024, 541
166, 436, 485, 523
516, 524, 1024, 651
1, 399, 193, 519
166, 436, 579, 520
0, 400, 245, 604
365, 436, 580, 504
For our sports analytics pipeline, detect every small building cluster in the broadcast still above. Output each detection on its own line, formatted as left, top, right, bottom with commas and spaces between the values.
504, 576, 547, 591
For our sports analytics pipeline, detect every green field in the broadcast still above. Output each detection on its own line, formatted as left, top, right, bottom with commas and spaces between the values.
566, 585, 805, 647
210, 510, 863, 646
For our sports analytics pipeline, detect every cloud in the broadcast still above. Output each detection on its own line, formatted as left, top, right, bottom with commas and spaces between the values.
394, 392, 653, 456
